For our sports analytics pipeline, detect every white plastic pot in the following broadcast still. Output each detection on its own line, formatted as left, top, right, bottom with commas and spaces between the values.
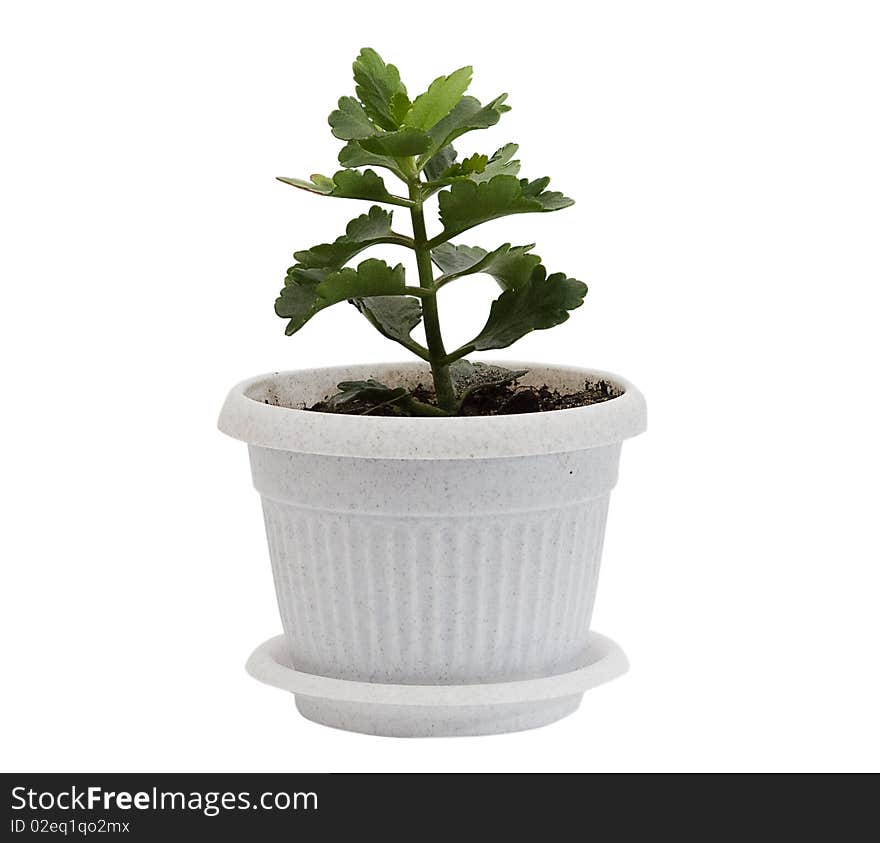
218, 361, 646, 736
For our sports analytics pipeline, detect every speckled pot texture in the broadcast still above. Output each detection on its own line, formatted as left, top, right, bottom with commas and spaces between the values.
219, 361, 646, 737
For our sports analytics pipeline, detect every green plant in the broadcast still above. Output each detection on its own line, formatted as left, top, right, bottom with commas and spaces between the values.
276, 48, 586, 415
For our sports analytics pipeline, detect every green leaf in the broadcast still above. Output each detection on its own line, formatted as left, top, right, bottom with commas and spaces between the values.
418, 94, 510, 168
276, 258, 406, 335
432, 242, 541, 289
423, 144, 521, 193
469, 266, 588, 351
355, 296, 423, 346
423, 145, 457, 181
461, 152, 489, 172
470, 143, 521, 183
337, 141, 406, 180
277, 169, 409, 206
449, 360, 528, 400
403, 66, 472, 130
274, 279, 323, 335
327, 379, 410, 409
352, 48, 408, 131
436, 174, 573, 241
285, 264, 330, 285
328, 96, 377, 141
441, 152, 489, 179
322, 378, 452, 417
293, 206, 397, 269
430, 242, 488, 275
358, 127, 432, 157
333, 205, 394, 243
390, 92, 412, 125
316, 259, 406, 306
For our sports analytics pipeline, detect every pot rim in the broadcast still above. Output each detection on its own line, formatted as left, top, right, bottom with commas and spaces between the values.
218, 360, 646, 460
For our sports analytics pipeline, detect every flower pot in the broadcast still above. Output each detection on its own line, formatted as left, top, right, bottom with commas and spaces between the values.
218, 361, 646, 736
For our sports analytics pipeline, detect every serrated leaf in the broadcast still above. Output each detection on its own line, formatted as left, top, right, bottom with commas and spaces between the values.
317, 259, 406, 305
430, 242, 489, 275
403, 66, 473, 130
293, 206, 395, 269
276, 258, 406, 335
355, 295, 422, 345
469, 266, 587, 350
274, 281, 322, 334
436, 174, 573, 240
358, 127, 432, 157
424, 144, 521, 193
469, 143, 521, 183
337, 205, 395, 242
432, 242, 541, 289
353, 48, 408, 131
443, 152, 489, 178
450, 360, 528, 399
337, 141, 406, 180
515, 176, 573, 210
418, 94, 510, 169
328, 96, 377, 141
278, 169, 408, 206
462, 153, 489, 172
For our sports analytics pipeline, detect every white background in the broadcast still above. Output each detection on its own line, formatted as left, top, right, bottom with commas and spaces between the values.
2, 0, 878, 772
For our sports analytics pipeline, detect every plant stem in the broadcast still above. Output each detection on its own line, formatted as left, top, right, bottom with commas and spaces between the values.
408, 180, 457, 411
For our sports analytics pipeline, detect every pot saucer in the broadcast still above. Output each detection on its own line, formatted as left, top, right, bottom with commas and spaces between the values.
246, 632, 628, 737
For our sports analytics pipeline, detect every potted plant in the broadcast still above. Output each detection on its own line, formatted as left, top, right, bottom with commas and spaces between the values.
219, 48, 646, 737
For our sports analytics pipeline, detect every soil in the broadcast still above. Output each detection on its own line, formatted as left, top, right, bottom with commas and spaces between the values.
302, 378, 622, 416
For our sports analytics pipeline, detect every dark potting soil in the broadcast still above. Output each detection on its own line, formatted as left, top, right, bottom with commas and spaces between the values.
302, 378, 621, 417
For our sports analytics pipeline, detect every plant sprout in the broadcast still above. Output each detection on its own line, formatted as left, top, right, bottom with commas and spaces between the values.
276, 48, 586, 415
